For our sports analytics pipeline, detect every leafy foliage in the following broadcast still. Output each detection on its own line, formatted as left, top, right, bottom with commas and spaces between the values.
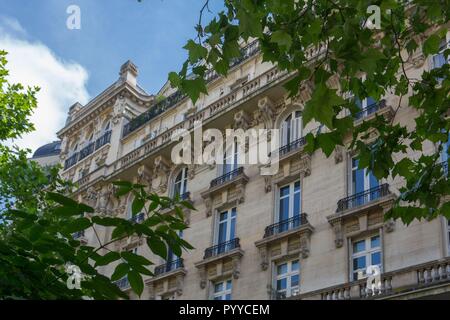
0, 52, 194, 299
167, 0, 450, 223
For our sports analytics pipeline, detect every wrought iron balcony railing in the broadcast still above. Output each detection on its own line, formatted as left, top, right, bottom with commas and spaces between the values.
264, 213, 309, 238
78, 142, 95, 161
210, 167, 244, 188
204, 238, 240, 259
64, 153, 79, 170
355, 99, 387, 120
114, 276, 130, 289
95, 130, 112, 149
154, 258, 184, 276
278, 137, 306, 157
336, 183, 390, 213
128, 212, 145, 223
122, 41, 261, 138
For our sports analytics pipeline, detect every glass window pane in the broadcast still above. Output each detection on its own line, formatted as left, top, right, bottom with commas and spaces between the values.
226, 280, 232, 290
277, 263, 287, 275
371, 252, 381, 266
293, 192, 301, 217
291, 260, 299, 271
277, 278, 287, 291
214, 283, 223, 293
279, 197, 289, 221
291, 275, 299, 287
280, 185, 289, 197
225, 294, 232, 300
371, 236, 380, 248
353, 240, 366, 253
353, 256, 366, 271
214, 296, 222, 300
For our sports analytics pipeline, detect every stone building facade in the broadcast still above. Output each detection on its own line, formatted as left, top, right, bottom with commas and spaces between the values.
56, 30, 450, 300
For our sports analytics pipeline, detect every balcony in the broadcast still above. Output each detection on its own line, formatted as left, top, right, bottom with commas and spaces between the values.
195, 238, 244, 289
336, 184, 391, 213
78, 142, 95, 161
327, 184, 396, 248
290, 257, 450, 300
278, 137, 307, 158
204, 238, 241, 259
210, 167, 244, 188
201, 167, 249, 217
154, 258, 184, 277
255, 214, 314, 269
64, 153, 79, 170
264, 214, 309, 238
95, 130, 112, 149
354, 99, 394, 123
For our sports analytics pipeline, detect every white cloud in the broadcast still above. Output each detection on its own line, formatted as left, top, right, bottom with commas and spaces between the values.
0, 17, 89, 153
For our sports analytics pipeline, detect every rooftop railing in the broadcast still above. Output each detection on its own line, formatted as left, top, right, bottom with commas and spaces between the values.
122, 41, 261, 138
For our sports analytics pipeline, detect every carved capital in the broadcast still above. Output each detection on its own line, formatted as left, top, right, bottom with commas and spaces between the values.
233, 110, 251, 131
198, 266, 207, 289
258, 246, 269, 271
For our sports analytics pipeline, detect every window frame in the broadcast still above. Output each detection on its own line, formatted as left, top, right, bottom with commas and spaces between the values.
276, 180, 301, 223
215, 207, 237, 246
212, 279, 232, 300
280, 110, 303, 148
173, 167, 189, 197
350, 234, 382, 281
274, 259, 300, 299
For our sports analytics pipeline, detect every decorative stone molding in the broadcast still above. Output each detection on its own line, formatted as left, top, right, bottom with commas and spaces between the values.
255, 215, 314, 270
187, 164, 197, 180
82, 186, 98, 208
264, 176, 272, 193
195, 248, 244, 289
334, 145, 344, 164
94, 145, 110, 167
233, 110, 251, 131
152, 155, 171, 194
112, 95, 127, 125
95, 184, 114, 215
256, 96, 277, 129
331, 220, 344, 248
136, 164, 152, 186
145, 266, 186, 299
383, 219, 395, 233
299, 154, 312, 178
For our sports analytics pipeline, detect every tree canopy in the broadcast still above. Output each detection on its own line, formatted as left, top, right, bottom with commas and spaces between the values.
168, 0, 450, 223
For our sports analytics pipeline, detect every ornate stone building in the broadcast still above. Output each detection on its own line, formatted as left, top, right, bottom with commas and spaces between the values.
56, 30, 450, 300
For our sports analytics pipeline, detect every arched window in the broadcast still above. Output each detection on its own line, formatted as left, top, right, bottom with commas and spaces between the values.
173, 167, 188, 197
280, 111, 302, 147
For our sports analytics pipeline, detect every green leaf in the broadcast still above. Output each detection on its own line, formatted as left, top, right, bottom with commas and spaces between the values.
111, 263, 129, 281
46, 192, 78, 207
121, 251, 152, 266
64, 217, 92, 233
132, 197, 145, 216
147, 237, 167, 259
271, 30, 292, 49
423, 34, 441, 56
183, 40, 208, 63
95, 251, 121, 267
128, 270, 144, 296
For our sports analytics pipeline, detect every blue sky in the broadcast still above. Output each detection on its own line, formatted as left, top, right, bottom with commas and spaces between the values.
0, 0, 223, 151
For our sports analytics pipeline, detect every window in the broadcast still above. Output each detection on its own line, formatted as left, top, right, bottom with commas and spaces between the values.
351, 157, 379, 205
281, 111, 302, 147
104, 120, 111, 132
166, 230, 183, 271
277, 181, 301, 231
431, 38, 449, 70
213, 279, 232, 300
275, 260, 300, 299
173, 167, 188, 197
216, 208, 237, 252
223, 139, 239, 175
354, 96, 377, 119
351, 235, 382, 281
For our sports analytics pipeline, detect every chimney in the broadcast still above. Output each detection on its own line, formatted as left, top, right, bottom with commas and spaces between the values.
119, 60, 138, 87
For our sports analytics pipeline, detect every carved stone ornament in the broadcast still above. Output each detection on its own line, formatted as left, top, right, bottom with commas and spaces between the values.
112, 95, 127, 125
264, 176, 272, 193
333, 221, 344, 248
259, 246, 269, 271
152, 156, 171, 193
136, 164, 152, 186
256, 96, 277, 129
299, 154, 312, 177
334, 145, 344, 164
233, 110, 251, 131
198, 266, 207, 289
